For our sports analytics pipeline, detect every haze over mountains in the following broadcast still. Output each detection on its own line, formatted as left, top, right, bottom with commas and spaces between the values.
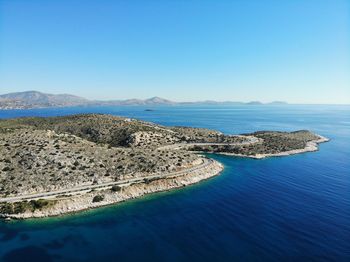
0, 91, 287, 109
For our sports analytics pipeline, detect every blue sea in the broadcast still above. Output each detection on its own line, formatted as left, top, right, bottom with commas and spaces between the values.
0, 105, 349, 261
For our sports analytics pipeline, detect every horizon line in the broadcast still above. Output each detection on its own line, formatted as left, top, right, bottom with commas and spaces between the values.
1, 90, 350, 105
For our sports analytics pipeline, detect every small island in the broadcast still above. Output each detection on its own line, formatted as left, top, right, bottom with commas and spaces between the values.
0, 114, 328, 219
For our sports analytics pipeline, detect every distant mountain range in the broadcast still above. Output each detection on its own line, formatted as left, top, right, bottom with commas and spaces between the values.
0, 91, 287, 109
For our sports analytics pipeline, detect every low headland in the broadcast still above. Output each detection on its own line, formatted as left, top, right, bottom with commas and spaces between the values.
0, 114, 328, 219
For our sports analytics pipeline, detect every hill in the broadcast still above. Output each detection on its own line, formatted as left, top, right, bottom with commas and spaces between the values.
0, 114, 327, 218
0, 91, 88, 109
0, 90, 288, 109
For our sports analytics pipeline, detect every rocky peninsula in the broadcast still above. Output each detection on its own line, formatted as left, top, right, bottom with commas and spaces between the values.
0, 114, 328, 219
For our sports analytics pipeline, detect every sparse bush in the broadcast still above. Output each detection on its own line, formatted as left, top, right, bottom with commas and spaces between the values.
111, 185, 121, 192
0, 199, 56, 214
30, 199, 51, 210
0, 203, 14, 214
13, 201, 29, 213
92, 195, 104, 202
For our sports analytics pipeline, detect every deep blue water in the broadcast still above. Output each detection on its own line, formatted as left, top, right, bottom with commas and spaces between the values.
0, 105, 349, 261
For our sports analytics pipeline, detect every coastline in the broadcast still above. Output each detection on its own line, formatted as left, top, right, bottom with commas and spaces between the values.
1, 159, 223, 219
0, 113, 330, 220
216, 135, 329, 159
0, 135, 329, 219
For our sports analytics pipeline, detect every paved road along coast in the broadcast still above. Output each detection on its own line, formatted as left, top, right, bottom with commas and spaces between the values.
0, 137, 261, 203
0, 158, 216, 203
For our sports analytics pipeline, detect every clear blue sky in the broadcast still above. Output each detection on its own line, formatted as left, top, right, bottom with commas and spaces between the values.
0, 0, 349, 103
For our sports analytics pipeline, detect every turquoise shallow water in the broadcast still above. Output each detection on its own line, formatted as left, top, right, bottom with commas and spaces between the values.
0, 105, 349, 261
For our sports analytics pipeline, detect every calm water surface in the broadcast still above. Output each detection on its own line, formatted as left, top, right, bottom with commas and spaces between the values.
0, 105, 349, 261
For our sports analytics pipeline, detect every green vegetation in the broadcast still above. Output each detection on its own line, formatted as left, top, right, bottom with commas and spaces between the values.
111, 185, 121, 192
92, 195, 104, 202
29, 199, 52, 210
187, 131, 321, 155
0, 199, 56, 215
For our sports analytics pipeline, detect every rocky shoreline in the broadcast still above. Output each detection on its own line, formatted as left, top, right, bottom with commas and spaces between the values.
0, 114, 329, 219
1, 159, 223, 219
